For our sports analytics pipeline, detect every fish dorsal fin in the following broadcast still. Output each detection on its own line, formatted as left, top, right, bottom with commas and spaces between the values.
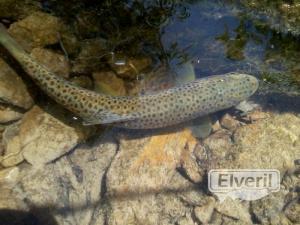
83, 111, 136, 126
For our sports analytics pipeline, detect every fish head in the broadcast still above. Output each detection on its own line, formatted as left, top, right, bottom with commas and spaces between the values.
205, 73, 259, 109
225, 73, 259, 99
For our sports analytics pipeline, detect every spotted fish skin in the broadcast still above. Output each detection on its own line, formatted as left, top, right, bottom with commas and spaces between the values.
0, 24, 258, 129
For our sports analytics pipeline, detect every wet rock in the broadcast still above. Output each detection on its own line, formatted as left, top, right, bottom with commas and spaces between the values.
211, 119, 221, 132
70, 75, 93, 89
106, 128, 201, 224
210, 210, 250, 225
93, 71, 127, 96
1, 106, 94, 167
194, 197, 215, 224
250, 169, 300, 224
220, 113, 241, 131
74, 11, 102, 38
235, 100, 260, 114
251, 190, 290, 225
1, 122, 23, 167
284, 198, 300, 223
179, 150, 204, 183
215, 198, 252, 223
282, 171, 300, 224
203, 129, 233, 159
30, 48, 70, 78
8, 12, 64, 51
0, 0, 41, 20
10, 136, 117, 225
0, 166, 20, 188
244, 110, 270, 122
0, 166, 27, 212
233, 113, 300, 172
0, 105, 23, 123
110, 56, 152, 79
72, 38, 108, 74
0, 58, 33, 109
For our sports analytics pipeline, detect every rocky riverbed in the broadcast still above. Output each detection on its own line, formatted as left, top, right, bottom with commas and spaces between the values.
0, 1, 299, 225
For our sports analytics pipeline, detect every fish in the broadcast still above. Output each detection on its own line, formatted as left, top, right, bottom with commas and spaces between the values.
0, 23, 259, 129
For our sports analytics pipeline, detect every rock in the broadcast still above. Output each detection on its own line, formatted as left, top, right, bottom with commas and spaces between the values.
1, 122, 23, 167
220, 113, 241, 131
109, 56, 152, 79
0, 166, 27, 213
0, 110, 297, 224
211, 119, 221, 132
250, 169, 299, 225
233, 113, 300, 172
0, 0, 41, 20
179, 187, 210, 206
244, 110, 270, 122
72, 38, 108, 74
215, 198, 252, 223
251, 190, 290, 225
282, 171, 300, 223
9, 136, 117, 225
194, 197, 215, 224
0, 166, 20, 188
203, 129, 233, 159
0, 105, 23, 123
106, 128, 201, 225
210, 210, 251, 225
93, 71, 127, 96
235, 100, 260, 114
30, 48, 70, 78
74, 11, 103, 38
0, 59, 34, 109
8, 12, 64, 51
1, 106, 94, 167
70, 75, 93, 89
284, 198, 300, 223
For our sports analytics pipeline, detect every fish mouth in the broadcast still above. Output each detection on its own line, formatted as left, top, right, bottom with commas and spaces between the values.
246, 74, 259, 94
247, 75, 259, 94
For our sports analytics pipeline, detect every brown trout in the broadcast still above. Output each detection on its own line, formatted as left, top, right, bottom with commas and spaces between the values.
0, 23, 258, 129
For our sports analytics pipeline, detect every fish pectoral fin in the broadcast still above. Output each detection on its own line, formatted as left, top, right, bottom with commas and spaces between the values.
82, 112, 136, 126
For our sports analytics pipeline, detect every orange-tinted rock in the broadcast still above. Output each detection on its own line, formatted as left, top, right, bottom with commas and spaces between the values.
93, 71, 127, 96
8, 12, 64, 51
31, 48, 70, 78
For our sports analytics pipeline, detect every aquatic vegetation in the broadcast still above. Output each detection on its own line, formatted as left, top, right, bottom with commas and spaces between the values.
240, 0, 300, 33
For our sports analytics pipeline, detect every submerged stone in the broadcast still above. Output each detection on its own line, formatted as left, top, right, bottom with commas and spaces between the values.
0, 59, 33, 109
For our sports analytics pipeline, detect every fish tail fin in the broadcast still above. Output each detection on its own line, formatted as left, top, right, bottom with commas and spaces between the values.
0, 23, 26, 58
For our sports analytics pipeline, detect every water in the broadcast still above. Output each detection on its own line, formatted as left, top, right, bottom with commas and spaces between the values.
161, 0, 299, 95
